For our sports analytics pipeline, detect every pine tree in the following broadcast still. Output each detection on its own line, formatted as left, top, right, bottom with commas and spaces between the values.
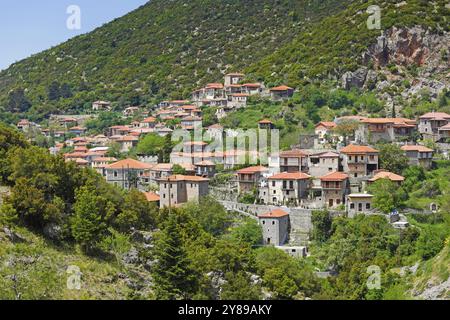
152, 212, 198, 300
71, 186, 112, 252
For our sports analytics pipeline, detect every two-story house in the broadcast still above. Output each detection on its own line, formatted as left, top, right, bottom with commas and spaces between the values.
258, 209, 289, 246
259, 172, 311, 206
340, 144, 379, 179
105, 159, 154, 190
418, 112, 450, 141
315, 121, 337, 145
401, 145, 434, 168
319, 171, 350, 208
308, 151, 340, 177
158, 175, 209, 208
236, 166, 270, 194
279, 149, 309, 173
355, 118, 416, 144
269, 85, 294, 101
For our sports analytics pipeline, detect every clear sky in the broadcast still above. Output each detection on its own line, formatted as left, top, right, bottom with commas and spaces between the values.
0, 0, 149, 71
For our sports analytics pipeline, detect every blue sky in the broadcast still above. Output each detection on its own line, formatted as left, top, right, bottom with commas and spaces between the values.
0, 0, 149, 71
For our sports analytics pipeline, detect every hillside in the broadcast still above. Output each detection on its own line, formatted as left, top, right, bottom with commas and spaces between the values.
410, 239, 450, 299
0, 0, 352, 118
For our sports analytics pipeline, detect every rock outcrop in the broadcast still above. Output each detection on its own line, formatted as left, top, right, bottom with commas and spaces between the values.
343, 26, 449, 105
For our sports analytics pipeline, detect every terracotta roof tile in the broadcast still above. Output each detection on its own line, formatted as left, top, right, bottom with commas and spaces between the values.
106, 159, 154, 170
369, 171, 405, 182
340, 144, 379, 154
236, 166, 269, 174
401, 145, 433, 152
258, 209, 289, 218
268, 172, 311, 180
320, 171, 349, 181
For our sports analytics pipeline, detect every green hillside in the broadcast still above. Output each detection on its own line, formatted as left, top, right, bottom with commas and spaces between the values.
0, 0, 352, 119
245, 0, 449, 86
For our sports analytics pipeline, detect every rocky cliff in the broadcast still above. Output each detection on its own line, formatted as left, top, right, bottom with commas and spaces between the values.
342, 26, 449, 110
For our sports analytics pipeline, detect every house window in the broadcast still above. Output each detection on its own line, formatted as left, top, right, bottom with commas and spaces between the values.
349, 156, 352, 161
272, 221, 275, 225
354, 173, 358, 178
366, 203, 371, 209
114, 171, 118, 177
262, 221, 265, 225
350, 203, 355, 209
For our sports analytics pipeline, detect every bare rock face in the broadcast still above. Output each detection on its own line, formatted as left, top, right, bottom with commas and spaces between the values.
343, 26, 449, 104
342, 67, 368, 90
363, 26, 443, 68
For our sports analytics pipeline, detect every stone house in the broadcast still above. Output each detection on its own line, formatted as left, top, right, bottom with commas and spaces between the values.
258, 119, 274, 130
355, 118, 416, 144
319, 171, 349, 208
259, 172, 311, 206
242, 83, 263, 95
68, 126, 87, 137
224, 73, 245, 86
279, 149, 309, 173
236, 165, 270, 194
308, 151, 340, 177
340, 144, 379, 179
116, 135, 139, 153
269, 85, 294, 101
346, 193, 374, 217
91, 157, 117, 175
139, 117, 157, 128
194, 160, 216, 178
108, 125, 131, 137
157, 175, 209, 208
315, 121, 337, 145
368, 170, 405, 185
143, 191, 160, 207
401, 145, 434, 168
258, 209, 289, 246
418, 112, 450, 141
438, 123, 450, 142
228, 93, 249, 108
181, 116, 203, 131
146, 163, 195, 185
105, 158, 154, 190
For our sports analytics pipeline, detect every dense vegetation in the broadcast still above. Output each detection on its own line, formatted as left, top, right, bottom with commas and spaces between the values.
0, 124, 448, 299
0, 0, 352, 121
1, 0, 448, 123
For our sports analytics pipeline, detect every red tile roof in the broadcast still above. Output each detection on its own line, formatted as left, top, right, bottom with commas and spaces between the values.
280, 149, 308, 157
143, 192, 160, 202
158, 175, 209, 182
320, 171, 348, 181
141, 117, 157, 123
315, 121, 336, 129
401, 145, 433, 152
258, 119, 273, 124
340, 144, 379, 154
419, 112, 450, 120
236, 166, 269, 174
270, 85, 293, 91
258, 209, 289, 218
268, 172, 310, 180
369, 171, 405, 182
106, 159, 154, 170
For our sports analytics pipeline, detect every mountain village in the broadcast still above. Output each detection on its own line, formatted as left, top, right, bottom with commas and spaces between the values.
14, 72, 450, 258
